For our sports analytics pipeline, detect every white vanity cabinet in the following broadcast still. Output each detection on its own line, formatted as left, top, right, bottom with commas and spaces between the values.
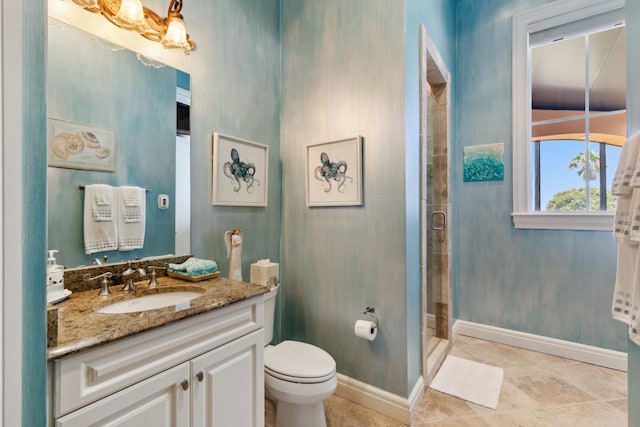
49, 296, 265, 427
55, 362, 191, 426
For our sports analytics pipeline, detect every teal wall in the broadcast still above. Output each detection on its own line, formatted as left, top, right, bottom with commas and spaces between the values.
187, 0, 281, 281
280, 0, 454, 397
453, 0, 628, 352
47, 23, 176, 267
23, 0, 47, 425
626, 0, 640, 424
280, 0, 407, 397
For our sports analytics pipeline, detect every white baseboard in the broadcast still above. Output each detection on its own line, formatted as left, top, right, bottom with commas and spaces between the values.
453, 320, 627, 372
334, 321, 627, 423
335, 374, 424, 424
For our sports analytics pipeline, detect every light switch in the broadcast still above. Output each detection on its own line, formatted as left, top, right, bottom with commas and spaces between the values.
158, 194, 169, 209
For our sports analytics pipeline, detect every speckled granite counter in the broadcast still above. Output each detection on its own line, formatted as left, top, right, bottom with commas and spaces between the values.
47, 276, 269, 361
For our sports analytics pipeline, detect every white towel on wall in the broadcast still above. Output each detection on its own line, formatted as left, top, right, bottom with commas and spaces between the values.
613, 195, 633, 243
612, 132, 640, 195
612, 131, 640, 346
83, 184, 118, 254
117, 186, 146, 251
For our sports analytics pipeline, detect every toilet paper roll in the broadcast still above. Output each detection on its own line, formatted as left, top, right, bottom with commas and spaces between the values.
354, 320, 377, 341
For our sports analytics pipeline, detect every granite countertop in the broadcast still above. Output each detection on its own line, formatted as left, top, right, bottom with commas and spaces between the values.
47, 276, 269, 361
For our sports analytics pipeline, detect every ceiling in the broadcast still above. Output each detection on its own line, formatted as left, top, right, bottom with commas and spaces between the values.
531, 26, 625, 112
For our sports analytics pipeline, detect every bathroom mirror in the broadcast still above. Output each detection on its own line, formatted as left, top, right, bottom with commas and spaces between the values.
47, 18, 190, 268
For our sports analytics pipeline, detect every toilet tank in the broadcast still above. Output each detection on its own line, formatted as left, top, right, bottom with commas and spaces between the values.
263, 284, 279, 346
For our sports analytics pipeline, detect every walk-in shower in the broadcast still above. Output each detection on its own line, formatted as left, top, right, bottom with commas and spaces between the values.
419, 25, 452, 384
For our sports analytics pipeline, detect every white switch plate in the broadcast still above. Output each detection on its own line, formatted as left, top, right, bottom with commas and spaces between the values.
158, 194, 169, 209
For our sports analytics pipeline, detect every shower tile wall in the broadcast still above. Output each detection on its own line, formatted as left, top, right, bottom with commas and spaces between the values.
427, 83, 451, 340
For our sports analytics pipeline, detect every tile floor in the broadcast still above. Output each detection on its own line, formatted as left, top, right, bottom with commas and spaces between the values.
265, 335, 628, 426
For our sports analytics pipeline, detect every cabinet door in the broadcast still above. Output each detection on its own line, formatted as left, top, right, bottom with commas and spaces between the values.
191, 329, 264, 427
56, 363, 190, 427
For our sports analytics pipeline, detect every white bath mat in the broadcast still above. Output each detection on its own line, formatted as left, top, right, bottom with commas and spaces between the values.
429, 355, 504, 409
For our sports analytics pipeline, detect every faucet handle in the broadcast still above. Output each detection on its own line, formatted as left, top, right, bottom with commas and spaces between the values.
147, 265, 167, 287
84, 272, 113, 296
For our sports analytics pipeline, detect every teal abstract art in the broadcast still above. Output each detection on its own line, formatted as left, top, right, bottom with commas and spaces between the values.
463, 143, 504, 182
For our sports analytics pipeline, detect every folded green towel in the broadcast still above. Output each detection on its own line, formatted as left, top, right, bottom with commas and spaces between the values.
169, 257, 217, 275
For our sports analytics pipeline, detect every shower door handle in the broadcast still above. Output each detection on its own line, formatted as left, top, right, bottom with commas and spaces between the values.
431, 211, 446, 230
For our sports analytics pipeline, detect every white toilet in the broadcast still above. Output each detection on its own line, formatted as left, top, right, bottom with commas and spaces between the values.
263, 284, 337, 427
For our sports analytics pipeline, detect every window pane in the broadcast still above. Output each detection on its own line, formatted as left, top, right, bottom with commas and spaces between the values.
589, 111, 624, 211
531, 36, 585, 118
588, 26, 625, 112
604, 144, 621, 211
589, 112, 626, 143
537, 140, 592, 212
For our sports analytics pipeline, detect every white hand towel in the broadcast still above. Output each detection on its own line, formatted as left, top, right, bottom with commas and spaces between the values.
612, 241, 637, 323
83, 184, 118, 254
621, 244, 640, 346
612, 131, 640, 195
117, 186, 146, 251
613, 194, 635, 243
612, 131, 640, 346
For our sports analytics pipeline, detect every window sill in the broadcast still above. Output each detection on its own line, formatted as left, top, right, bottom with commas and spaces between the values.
511, 212, 614, 231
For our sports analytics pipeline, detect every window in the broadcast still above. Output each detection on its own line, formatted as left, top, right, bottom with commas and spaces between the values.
512, 0, 625, 230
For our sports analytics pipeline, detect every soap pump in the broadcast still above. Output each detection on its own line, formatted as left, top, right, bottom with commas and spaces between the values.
47, 250, 64, 292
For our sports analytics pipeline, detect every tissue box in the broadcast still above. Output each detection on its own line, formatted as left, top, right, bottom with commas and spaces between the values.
250, 260, 279, 287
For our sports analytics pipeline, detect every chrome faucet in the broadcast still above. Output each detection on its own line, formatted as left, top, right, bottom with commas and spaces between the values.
121, 261, 146, 292
91, 255, 109, 265
83, 272, 113, 296
146, 265, 167, 287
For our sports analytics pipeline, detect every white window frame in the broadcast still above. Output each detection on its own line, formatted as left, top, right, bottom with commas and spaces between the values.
512, 0, 625, 231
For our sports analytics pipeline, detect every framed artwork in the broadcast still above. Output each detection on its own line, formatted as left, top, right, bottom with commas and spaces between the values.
306, 135, 363, 207
463, 142, 505, 182
211, 132, 269, 206
48, 118, 116, 172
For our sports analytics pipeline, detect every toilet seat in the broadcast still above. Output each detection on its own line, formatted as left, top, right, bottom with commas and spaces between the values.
265, 340, 336, 384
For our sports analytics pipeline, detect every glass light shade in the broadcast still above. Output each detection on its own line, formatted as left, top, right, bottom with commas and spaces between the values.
116, 0, 146, 27
162, 15, 189, 50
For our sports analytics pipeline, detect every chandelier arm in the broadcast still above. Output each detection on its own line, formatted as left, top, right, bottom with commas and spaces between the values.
143, 6, 168, 33
168, 0, 183, 15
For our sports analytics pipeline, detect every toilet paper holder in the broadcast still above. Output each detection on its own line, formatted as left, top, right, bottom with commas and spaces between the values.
363, 306, 379, 329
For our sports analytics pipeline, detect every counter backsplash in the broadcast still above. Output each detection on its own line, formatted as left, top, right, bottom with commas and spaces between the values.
62, 254, 192, 293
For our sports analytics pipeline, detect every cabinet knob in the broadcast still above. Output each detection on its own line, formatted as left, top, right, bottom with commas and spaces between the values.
196, 371, 204, 382
181, 380, 189, 391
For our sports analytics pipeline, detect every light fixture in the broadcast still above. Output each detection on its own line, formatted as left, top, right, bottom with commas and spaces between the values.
70, 0, 195, 54
114, 0, 146, 30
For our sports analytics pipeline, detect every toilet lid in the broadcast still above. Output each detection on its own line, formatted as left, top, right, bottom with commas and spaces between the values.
265, 341, 336, 383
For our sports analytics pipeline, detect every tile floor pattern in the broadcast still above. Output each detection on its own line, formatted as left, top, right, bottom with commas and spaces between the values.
265, 336, 628, 426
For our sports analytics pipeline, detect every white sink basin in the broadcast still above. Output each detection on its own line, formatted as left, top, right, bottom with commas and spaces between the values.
98, 291, 203, 314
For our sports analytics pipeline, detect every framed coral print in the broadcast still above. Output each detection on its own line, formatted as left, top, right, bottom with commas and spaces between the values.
47, 118, 116, 172
306, 135, 363, 207
211, 132, 269, 206
463, 142, 505, 182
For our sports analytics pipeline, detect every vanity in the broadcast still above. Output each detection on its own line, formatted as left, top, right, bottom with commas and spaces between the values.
47, 269, 268, 427
44, 5, 268, 425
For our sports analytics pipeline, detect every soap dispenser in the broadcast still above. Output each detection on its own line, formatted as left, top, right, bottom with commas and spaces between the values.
47, 250, 65, 294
